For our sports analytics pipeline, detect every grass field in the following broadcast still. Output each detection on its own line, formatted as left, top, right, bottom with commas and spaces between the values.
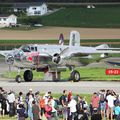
40, 7, 120, 28
17, 6, 120, 28
0, 39, 120, 50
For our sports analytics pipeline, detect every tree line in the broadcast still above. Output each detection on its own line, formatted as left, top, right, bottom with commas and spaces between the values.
0, 0, 120, 3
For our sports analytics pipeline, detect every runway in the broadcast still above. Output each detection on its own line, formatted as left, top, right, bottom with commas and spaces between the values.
0, 78, 120, 94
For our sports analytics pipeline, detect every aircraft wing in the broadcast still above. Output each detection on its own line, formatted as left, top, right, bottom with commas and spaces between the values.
61, 47, 120, 58
0, 50, 13, 57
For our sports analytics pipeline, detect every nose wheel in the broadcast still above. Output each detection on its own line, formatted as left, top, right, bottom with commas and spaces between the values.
15, 75, 22, 83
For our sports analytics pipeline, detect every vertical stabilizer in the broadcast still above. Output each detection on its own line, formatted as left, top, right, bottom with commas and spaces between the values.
69, 31, 80, 46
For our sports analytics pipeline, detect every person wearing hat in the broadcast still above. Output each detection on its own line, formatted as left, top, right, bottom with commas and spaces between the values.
25, 88, 34, 112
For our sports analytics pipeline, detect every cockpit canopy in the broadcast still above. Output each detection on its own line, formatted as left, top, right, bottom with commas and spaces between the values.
20, 45, 38, 52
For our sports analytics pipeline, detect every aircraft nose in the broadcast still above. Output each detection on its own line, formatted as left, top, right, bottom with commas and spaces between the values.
14, 49, 24, 61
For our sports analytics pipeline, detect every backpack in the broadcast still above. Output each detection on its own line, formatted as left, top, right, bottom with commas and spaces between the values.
59, 95, 63, 105
54, 100, 59, 110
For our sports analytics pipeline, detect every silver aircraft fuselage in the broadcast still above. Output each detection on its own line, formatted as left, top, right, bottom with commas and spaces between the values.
13, 44, 103, 69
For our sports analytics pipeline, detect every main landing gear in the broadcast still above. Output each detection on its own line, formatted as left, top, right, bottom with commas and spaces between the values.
23, 70, 33, 82
68, 66, 80, 82
70, 70, 80, 82
15, 69, 33, 83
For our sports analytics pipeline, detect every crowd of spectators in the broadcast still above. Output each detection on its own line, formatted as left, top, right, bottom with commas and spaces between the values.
0, 87, 120, 120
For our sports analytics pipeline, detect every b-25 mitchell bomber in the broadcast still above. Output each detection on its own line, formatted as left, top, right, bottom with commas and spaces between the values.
0, 31, 120, 82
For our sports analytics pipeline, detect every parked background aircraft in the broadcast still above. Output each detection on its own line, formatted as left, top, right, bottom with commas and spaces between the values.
0, 31, 120, 82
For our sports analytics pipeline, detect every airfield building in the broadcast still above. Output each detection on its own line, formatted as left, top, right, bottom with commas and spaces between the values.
0, 14, 17, 28
13, 2, 48, 16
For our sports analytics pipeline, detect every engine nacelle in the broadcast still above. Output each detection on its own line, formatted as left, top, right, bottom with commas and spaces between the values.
52, 53, 61, 64
5, 54, 14, 65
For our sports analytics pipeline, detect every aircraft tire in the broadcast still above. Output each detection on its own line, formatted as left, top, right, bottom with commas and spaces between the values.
24, 70, 33, 82
15, 75, 22, 83
70, 70, 80, 82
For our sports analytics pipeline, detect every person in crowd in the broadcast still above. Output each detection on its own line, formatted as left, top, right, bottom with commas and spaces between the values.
17, 103, 26, 120
91, 108, 102, 120
17, 92, 24, 110
39, 95, 45, 118
114, 94, 120, 106
18, 92, 24, 104
59, 90, 68, 120
114, 103, 120, 120
99, 89, 106, 119
67, 91, 72, 119
45, 99, 52, 120
28, 95, 34, 120
50, 96, 58, 120
7, 90, 16, 117
43, 92, 50, 105
32, 100, 41, 120
91, 92, 100, 114
26, 88, 34, 112
83, 96, 88, 109
82, 108, 89, 120
0, 88, 7, 117
68, 91, 72, 103
68, 96, 77, 120
1, 87, 120, 120
76, 96, 84, 120
0, 87, 3, 117
106, 90, 116, 120
34, 91, 40, 106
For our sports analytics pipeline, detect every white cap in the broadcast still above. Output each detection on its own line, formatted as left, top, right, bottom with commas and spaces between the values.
29, 88, 32, 91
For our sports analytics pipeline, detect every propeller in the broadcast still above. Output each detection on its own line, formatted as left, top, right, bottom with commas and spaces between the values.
43, 47, 69, 65
5, 54, 14, 65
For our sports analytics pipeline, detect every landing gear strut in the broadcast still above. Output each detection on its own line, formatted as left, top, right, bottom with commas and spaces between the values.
23, 70, 33, 82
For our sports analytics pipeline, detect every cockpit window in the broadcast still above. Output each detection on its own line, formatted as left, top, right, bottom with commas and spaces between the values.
20, 45, 37, 52
35, 47, 37, 51
30, 46, 37, 51
21, 45, 31, 52
31, 47, 34, 51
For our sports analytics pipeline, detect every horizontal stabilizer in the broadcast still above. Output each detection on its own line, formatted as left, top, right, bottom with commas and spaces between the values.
95, 44, 109, 49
